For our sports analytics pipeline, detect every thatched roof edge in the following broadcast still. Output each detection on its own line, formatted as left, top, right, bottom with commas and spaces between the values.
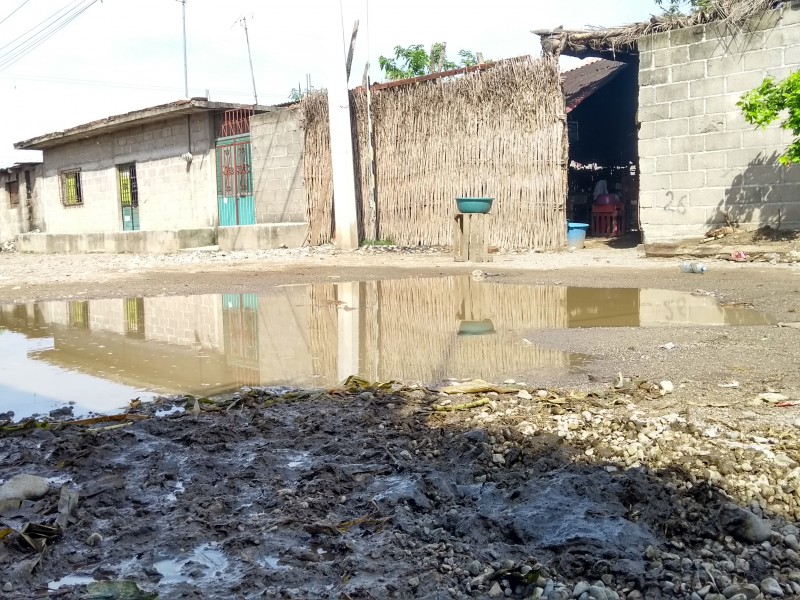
533, 0, 785, 58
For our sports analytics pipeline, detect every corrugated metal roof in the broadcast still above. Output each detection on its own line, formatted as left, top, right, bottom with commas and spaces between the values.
562, 59, 628, 113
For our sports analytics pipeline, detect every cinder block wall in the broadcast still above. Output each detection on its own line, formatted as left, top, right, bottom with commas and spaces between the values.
637, 3, 800, 242
0, 165, 42, 242
250, 108, 307, 224
38, 114, 217, 235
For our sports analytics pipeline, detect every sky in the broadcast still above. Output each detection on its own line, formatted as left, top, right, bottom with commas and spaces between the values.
0, 0, 660, 167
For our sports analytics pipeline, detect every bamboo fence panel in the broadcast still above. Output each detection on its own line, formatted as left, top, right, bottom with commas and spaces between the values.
302, 56, 567, 249
301, 94, 334, 245
360, 277, 573, 383
309, 283, 339, 382
370, 57, 567, 248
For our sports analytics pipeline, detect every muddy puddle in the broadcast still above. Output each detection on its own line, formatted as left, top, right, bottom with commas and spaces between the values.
0, 278, 772, 419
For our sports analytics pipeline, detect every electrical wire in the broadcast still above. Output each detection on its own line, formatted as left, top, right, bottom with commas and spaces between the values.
0, 0, 32, 28
0, 1, 97, 70
0, 0, 98, 72
0, 0, 84, 53
0, 72, 291, 100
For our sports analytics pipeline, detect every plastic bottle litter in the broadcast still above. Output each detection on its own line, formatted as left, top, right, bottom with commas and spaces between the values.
680, 261, 707, 274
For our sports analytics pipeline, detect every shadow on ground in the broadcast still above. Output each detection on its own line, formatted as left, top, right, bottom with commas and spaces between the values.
0, 385, 796, 600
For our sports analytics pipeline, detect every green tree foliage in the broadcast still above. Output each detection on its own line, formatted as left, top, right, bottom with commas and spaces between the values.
378, 43, 483, 81
654, 0, 711, 16
739, 71, 800, 165
289, 85, 318, 102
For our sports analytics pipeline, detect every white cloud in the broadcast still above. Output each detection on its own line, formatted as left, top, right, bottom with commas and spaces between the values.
0, 0, 656, 166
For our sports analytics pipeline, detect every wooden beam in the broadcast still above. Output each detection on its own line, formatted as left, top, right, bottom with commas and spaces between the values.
362, 62, 377, 241
346, 20, 359, 81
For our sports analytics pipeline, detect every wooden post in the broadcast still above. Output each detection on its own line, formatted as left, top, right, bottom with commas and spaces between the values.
346, 21, 359, 81
363, 63, 377, 241
453, 213, 492, 262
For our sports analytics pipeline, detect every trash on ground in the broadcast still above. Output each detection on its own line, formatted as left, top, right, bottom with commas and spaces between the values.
718, 381, 741, 388
83, 580, 158, 600
439, 379, 520, 395
680, 261, 707, 274
730, 250, 750, 262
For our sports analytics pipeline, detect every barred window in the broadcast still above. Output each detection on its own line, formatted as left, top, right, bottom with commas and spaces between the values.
60, 169, 83, 207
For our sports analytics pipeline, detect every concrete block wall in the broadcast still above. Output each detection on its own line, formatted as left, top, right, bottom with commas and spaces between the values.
256, 287, 314, 386
0, 165, 42, 243
143, 295, 223, 350
637, 3, 800, 242
250, 108, 307, 224
38, 114, 217, 235
86, 299, 127, 335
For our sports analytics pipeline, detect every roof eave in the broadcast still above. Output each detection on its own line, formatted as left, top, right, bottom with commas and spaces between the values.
14, 98, 276, 150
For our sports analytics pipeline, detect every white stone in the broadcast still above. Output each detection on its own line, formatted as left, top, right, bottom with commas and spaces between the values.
758, 392, 790, 404
0, 474, 50, 502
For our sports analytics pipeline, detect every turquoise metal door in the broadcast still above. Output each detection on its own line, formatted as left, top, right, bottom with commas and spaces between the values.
118, 164, 140, 231
216, 137, 255, 226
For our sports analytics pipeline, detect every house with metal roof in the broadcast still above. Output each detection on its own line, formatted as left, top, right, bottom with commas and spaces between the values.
13, 98, 308, 253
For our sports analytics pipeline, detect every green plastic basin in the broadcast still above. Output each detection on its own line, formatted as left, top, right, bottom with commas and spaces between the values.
456, 197, 494, 214
457, 319, 496, 336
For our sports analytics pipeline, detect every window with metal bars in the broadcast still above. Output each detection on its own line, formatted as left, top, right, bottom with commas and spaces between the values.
124, 298, 145, 338
68, 301, 89, 329
6, 181, 19, 206
117, 164, 138, 208
60, 169, 83, 207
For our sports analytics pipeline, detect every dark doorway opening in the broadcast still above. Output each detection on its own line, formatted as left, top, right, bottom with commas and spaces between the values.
564, 57, 640, 243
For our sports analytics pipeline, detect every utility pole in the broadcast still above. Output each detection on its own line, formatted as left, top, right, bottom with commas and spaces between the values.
176, 0, 188, 98
324, 4, 359, 249
239, 16, 258, 105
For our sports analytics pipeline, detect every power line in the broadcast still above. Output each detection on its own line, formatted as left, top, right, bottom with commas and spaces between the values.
0, 0, 32, 28
0, 72, 290, 99
0, 0, 98, 72
0, 0, 83, 54
0, 1, 96, 70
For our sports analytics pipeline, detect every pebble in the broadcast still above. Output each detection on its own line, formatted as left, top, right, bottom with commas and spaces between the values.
85, 532, 103, 546
0, 474, 50, 501
761, 577, 784, 597
588, 585, 607, 600
489, 581, 503, 598
572, 581, 590, 597
2, 583, 12, 593
517, 390, 533, 401
758, 392, 789, 404
660, 380, 675, 394
467, 560, 482, 576
407, 576, 420, 588
718, 504, 772, 543
537, 390, 548, 398
722, 583, 760, 600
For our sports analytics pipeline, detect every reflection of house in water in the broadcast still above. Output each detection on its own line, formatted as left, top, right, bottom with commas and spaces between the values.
0, 279, 772, 397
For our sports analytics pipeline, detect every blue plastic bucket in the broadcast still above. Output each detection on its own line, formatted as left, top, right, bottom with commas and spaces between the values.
567, 222, 589, 249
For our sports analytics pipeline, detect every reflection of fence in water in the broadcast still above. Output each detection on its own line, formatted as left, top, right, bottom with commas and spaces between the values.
309, 284, 339, 384
307, 279, 573, 385
362, 278, 571, 382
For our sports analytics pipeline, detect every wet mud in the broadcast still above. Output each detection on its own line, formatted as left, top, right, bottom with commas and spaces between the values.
2, 383, 799, 599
